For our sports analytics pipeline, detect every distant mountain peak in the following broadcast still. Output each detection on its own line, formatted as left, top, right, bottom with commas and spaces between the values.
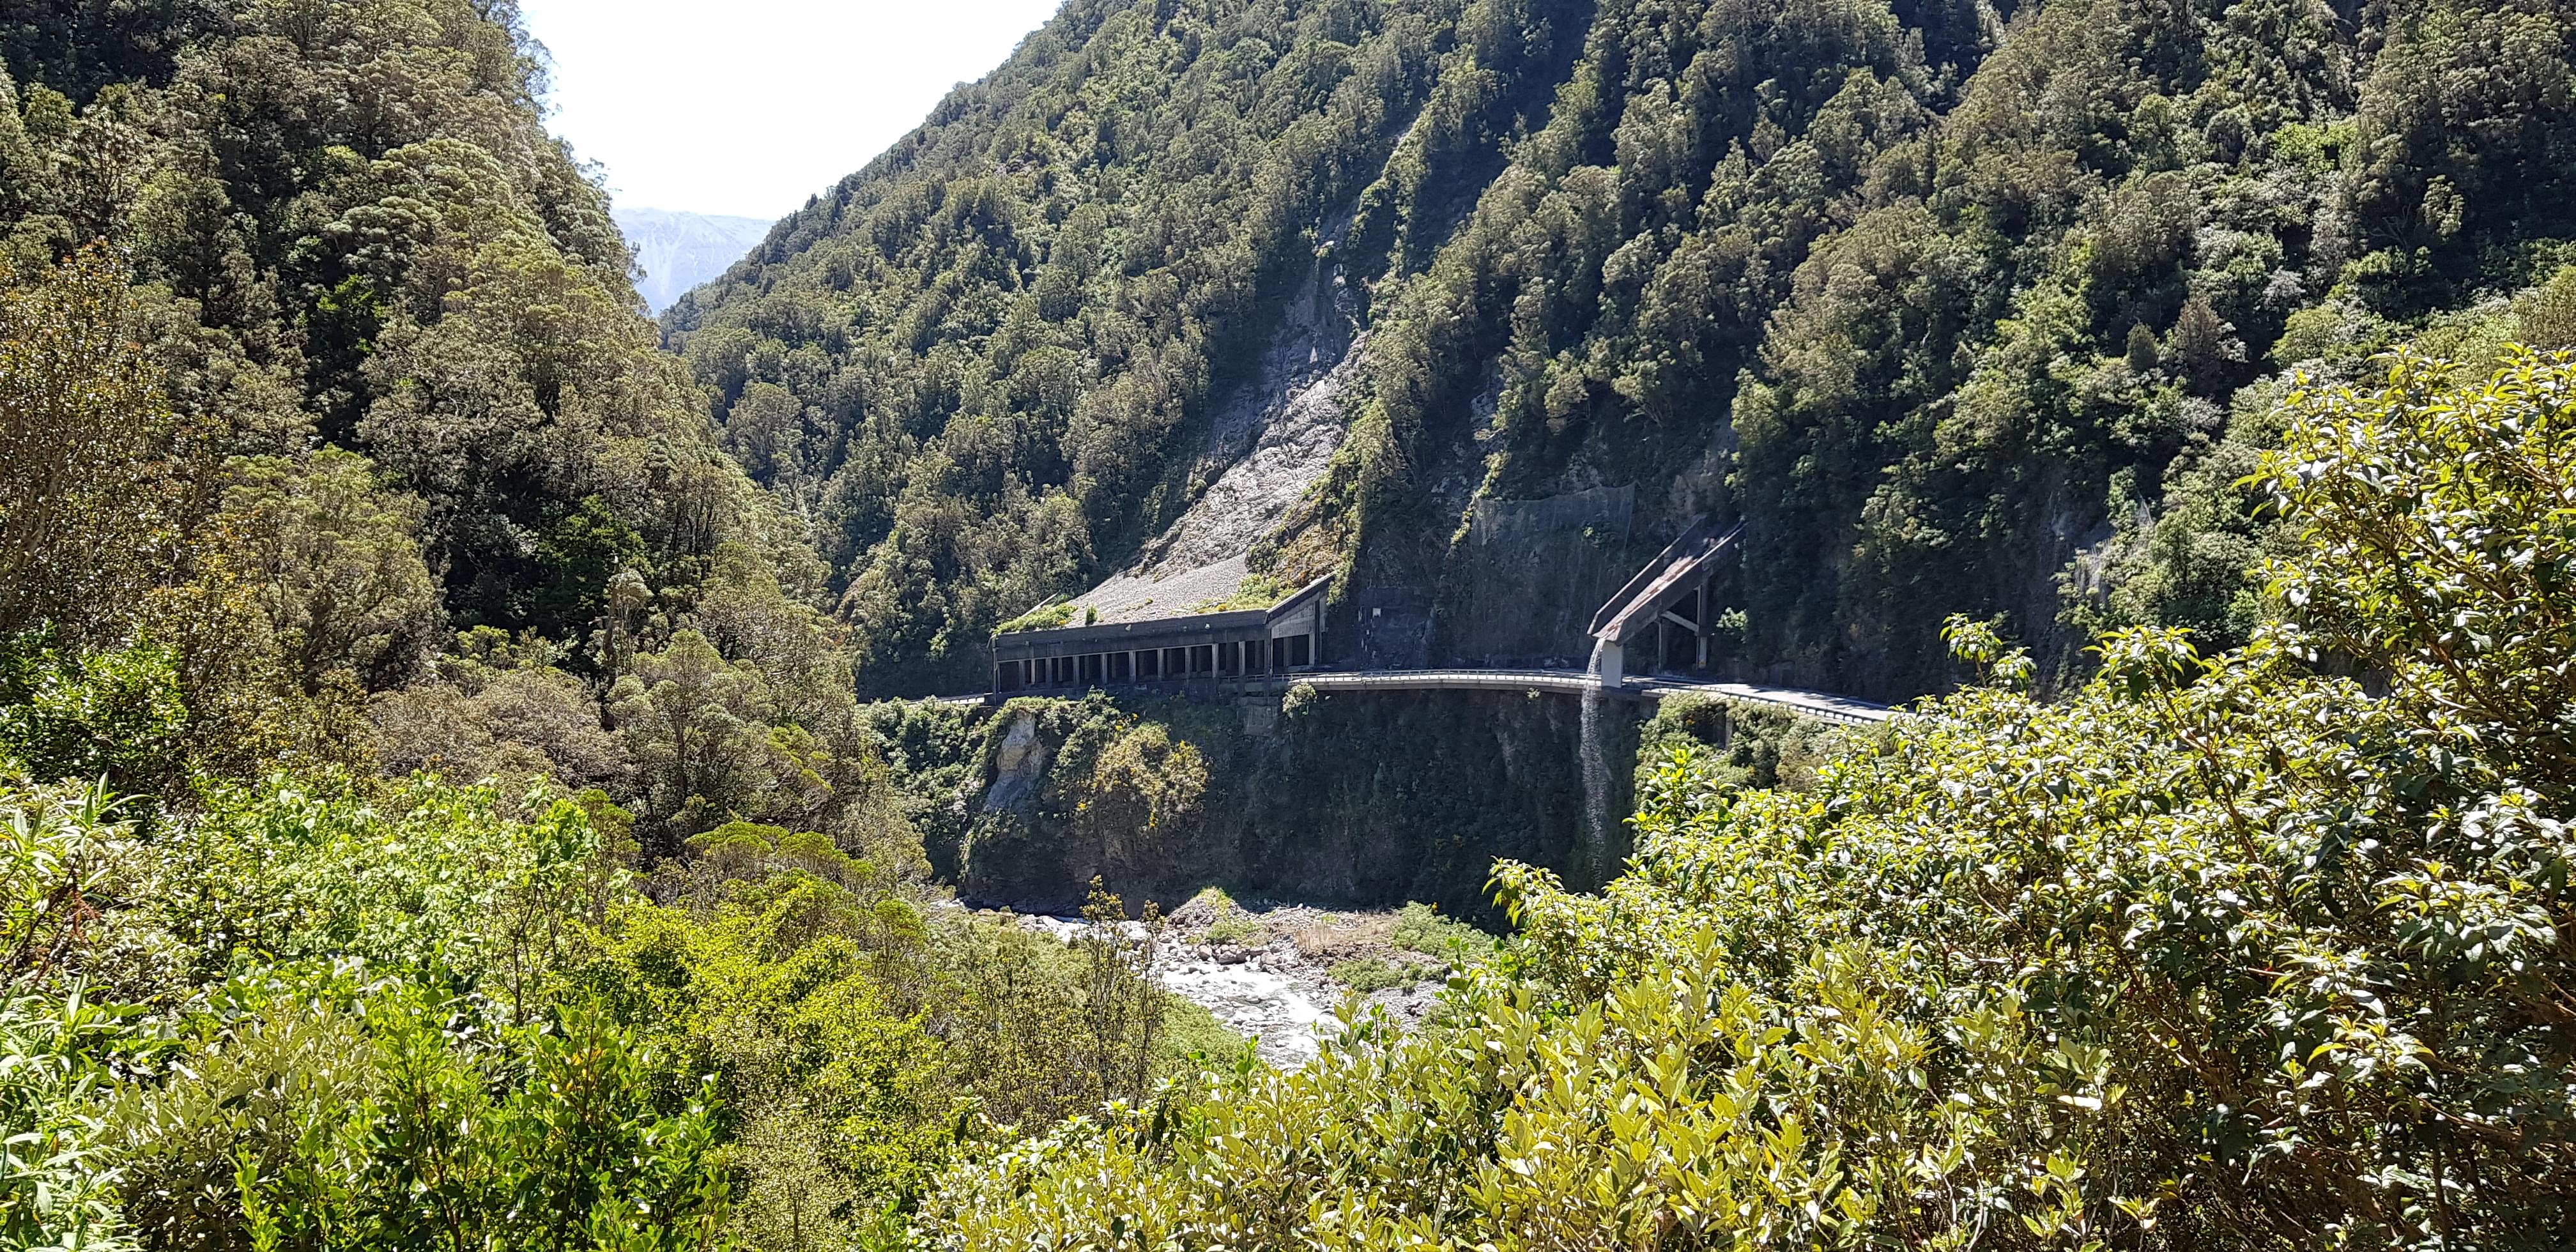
613, 207, 772, 314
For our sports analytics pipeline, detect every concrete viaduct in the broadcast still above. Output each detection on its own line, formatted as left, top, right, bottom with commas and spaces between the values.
939, 668, 1890, 726
955, 514, 1897, 728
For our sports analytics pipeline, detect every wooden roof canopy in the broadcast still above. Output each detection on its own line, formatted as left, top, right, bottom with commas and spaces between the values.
1588, 517, 1743, 646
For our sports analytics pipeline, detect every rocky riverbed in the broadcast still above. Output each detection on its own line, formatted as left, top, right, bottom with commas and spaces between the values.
1008, 894, 1489, 1066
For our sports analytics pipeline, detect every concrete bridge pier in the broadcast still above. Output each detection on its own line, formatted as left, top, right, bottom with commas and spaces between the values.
1588, 638, 1623, 688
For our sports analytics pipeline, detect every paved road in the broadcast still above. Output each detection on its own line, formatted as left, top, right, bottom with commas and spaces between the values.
940, 668, 1897, 726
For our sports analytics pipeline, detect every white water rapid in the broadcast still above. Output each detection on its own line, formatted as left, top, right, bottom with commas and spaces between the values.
1159, 957, 1333, 1065
1016, 914, 1334, 1067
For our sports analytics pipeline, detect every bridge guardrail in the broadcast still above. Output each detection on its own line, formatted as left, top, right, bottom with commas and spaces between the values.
930, 669, 1897, 726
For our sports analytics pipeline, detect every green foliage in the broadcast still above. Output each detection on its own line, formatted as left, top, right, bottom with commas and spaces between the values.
1188, 573, 1293, 613
1633, 691, 1849, 797
601, 576, 923, 862
0, 988, 148, 1251
1322, 956, 1426, 992
19, 0, 2576, 1246
2524, 264, 2576, 350
1153, 996, 1245, 1075
681, 0, 2576, 700
0, 636, 188, 791
213, 451, 441, 696
993, 602, 1076, 634
0, 780, 154, 1248
0, 246, 200, 650
2259, 347, 2576, 791
930, 917, 1167, 1134
1277, 681, 1318, 718
1386, 900, 1492, 964
1070, 882, 1169, 1111
366, 634, 631, 790
0, 5, 1245, 1246
116, 982, 730, 1252
0, 752, 1184, 1251
915, 343, 2576, 1249
568, 821, 1203, 1243
0, 779, 141, 984
571, 889, 958, 1243
0, 1, 859, 829
145, 774, 613, 1003
0, 1, 770, 646
859, 699, 984, 876
0, 246, 381, 785
1073, 722, 1210, 836
674, 0, 1464, 691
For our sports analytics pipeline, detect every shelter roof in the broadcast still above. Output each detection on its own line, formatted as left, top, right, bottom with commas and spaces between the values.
1063, 554, 1261, 627
997, 554, 1330, 648
1588, 518, 1742, 644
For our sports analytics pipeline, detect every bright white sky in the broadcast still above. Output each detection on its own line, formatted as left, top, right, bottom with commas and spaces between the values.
519, 0, 1066, 220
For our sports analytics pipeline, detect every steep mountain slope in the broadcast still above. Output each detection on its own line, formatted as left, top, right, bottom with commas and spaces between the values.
681, 0, 2576, 699
0, 0, 784, 643
1, 0, 900, 855
615, 206, 773, 312
668, 0, 1575, 692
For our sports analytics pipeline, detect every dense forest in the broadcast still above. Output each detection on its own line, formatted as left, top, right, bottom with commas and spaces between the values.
677, 0, 2576, 696
0, 3, 1223, 1246
5, 0, 2576, 1248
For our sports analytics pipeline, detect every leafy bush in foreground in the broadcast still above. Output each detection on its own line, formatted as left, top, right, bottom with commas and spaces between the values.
114, 982, 729, 1252
920, 353, 2576, 1249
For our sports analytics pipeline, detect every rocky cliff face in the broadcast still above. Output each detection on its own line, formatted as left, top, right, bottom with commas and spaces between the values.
878, 682, 1857, 919
937, 687, 1646, 922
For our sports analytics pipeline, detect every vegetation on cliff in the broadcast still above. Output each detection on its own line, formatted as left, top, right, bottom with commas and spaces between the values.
908, 684, 1627, 917
679, 0, 2576, 696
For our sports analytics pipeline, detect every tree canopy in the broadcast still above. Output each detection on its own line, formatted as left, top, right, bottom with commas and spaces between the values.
680, 0, 2576, 696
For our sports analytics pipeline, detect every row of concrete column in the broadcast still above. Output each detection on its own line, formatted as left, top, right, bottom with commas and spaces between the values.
997, 633, 1315, 691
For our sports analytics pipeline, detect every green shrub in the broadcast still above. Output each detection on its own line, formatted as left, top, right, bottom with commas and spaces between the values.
994, 602, 1076, 634
0, 636, 187, 793
115, 982, 730, 1251
1325, 957, 1429, 993
0, 780, 153, 1250
1154, 996, 1246, 1072
1633, 692, 1847, 795
1278, 682, 1319, 719
1188, 574, 1292, 613
146, 773, 611, 1000
1386, 901, 1492, 964
0, 991, 148, 1251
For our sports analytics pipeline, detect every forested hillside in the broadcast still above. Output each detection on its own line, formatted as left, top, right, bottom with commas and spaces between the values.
0, 0, 964, 866
0, 3, 1222, 1246
678, 0, 2576, 696
10, 0, 2576, 1248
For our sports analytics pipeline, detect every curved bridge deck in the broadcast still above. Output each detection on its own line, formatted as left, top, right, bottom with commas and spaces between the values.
945, 669, 1895, 726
